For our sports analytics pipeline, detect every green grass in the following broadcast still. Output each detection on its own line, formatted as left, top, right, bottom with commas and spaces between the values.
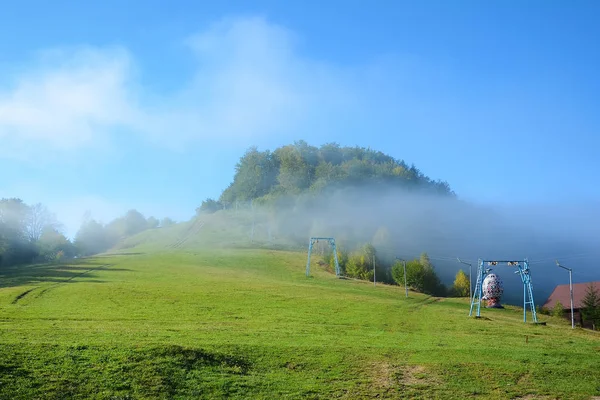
1, 247, 599, 399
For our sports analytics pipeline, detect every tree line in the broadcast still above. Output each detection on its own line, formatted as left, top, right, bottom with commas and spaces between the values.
74, 211, 176, 256
0, 198, 175, 266
0, 198, 69, 266
198, 141, 453, 213
319, 240, 470, 297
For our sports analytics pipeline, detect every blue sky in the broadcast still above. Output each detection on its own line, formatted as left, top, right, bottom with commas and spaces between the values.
1, 0, 599, 237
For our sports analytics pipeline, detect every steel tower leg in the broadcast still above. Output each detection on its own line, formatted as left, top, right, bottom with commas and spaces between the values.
470, 259, 484, 317
331, 239, 341, 276
306, 239, 313, 277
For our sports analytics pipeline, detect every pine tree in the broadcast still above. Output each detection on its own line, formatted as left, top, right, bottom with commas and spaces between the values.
581, 283, 600, 330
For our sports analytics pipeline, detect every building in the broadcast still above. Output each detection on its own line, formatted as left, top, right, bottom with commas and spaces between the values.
543, 281, 600, 328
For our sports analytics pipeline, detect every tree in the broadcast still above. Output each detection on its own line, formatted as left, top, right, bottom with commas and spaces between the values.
74, 219, 111, 256
408, 260, 428, 292
38, 226, 75, 261
104, 218, 126, 243
392, 259, 425, 291
122, 210, 148, 236
0, 198, 28, 240
161, 217, 176, 227
26, 203, 59, 242
197, 198, 223, 214
391, 254, 446, 296
551, 300, 565, 318
420, 252, 432, 269
391, 260, 406, 288
276, 145, 312, 193
319, 142, 344, 165
217, 141, 453, 205
326, 245, 348, 275
581, 283, 600, 330
346, 243, 377, 281
0, 199, 75, 265
221, 147, 279, 202
311, 162, 346, 192
147, 216, 160, 229
419, 252, 446, 296
0, 198, 36, 265
452, 269, 470, 297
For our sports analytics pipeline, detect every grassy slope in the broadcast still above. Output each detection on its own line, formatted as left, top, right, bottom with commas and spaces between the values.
0, 218, 599, 399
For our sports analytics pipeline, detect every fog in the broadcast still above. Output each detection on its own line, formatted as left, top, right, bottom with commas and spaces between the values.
261, 185, 600, 305
9, 181, 596, 307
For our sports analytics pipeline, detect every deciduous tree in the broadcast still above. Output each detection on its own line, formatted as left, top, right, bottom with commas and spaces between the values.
161, 217, 175, 227
26, 203, 59, 242
552, 300, 565, 318
452, 269, 470, 297
147, 216, 160, 229
391, 253, 447, 296
197, 198, 223, 214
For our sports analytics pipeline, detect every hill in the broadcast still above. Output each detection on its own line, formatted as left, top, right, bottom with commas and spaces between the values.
211, 141, 453, 209
188, 141, 600, 306
0, 245, 599, 399
120, 198, 599, 308
62, 141, 600, 306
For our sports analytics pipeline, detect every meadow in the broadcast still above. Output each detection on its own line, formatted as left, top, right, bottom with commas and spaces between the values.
1, 226, 599, 398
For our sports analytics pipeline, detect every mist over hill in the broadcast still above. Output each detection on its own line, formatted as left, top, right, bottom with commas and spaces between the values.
198, 141, 600, 305
4, 141, 598, 306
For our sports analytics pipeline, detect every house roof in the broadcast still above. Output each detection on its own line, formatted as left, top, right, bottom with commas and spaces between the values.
543, 281, 600, 309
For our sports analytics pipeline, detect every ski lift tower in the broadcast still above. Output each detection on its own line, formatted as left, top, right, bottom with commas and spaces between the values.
470, 259, 538, 323
305, 237, 341, 277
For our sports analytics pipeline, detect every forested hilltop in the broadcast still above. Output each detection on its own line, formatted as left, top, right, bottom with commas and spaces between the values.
200, 141, 453, 211
194, 141, 460, 296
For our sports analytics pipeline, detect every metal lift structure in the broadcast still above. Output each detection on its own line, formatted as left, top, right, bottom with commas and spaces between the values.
470, 259, 538, 323
306, 237, 340, 277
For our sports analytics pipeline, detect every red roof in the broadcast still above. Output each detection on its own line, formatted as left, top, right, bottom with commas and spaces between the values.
543, 281, 600, 309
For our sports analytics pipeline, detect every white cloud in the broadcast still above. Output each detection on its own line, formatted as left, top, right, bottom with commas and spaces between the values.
137, 15, 360, 149
0, 15, 362, 160
0, 47, 138, 160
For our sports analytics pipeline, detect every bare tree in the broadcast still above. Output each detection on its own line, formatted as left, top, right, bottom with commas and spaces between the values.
27, 203, 60, 242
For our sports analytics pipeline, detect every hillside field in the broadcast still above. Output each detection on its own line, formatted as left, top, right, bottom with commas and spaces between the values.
0, 244, 599, 399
